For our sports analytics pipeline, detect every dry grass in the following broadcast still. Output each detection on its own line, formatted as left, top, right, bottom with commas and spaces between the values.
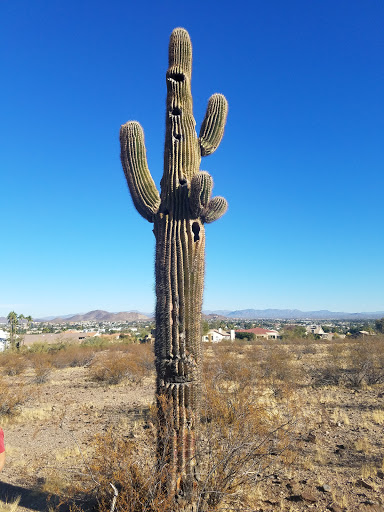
371, 409, 384, 424
64, 343, 301, 511
67, 428, 174, 512
0, 376, 30, 419
354, 436, 373, 454
1, 354, 26, 376
1, 335, 384, 511
0, 497, 21, 512
88, 347, 150, 385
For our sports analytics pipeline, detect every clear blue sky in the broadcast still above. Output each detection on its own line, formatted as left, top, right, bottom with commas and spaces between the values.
1, 0, 383, 318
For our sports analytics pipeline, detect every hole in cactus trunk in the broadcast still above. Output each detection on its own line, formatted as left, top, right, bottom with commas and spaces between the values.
173, 132, 182, 141
168, 72, 185, 82
171, 107, 182, 116
179, 178, 187, 186
192, 222, 200, 242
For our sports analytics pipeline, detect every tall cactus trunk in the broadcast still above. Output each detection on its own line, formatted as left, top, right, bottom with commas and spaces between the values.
120, 28, 228, 510
154, 214, 205, 503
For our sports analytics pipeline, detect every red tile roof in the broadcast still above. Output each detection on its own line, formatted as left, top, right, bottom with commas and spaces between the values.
236, 327, 275, 335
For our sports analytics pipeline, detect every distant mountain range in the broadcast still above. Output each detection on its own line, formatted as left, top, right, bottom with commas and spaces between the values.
35, 310, 151, 323
1, 308, 382, 325
203, 309, 384, 320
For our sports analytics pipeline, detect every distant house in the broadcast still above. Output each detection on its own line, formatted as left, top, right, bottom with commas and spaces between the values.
0, 330, 9, 352
306, 325, 325, 336
202, 328, 235, 343
306, 325, 346, 340
142, 333, 154, 344
352, 330, 375, 338
236, 327, 280, 340
22, 332, 98, 346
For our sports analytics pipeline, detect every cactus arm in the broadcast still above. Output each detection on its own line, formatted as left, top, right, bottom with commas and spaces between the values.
189, 171, 213, 217
190, 171, 227, 223
199, 93, 228, 156
120, 121, 160, 222
202, 196, 228, 224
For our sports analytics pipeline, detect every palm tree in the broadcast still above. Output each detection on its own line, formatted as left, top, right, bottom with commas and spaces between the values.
7, 311, 18, 349
18, 314, 25, 328
25, 315, 33, 331
17, 314, 27, 350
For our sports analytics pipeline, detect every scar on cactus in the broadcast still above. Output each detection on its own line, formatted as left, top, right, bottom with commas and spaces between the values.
120, 27, 228, 507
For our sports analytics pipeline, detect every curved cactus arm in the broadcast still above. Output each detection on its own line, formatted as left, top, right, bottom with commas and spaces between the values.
202, 196, 228, 224
120, 121, 160, 222
189, 171, 213, 217
199, 93, 228, 156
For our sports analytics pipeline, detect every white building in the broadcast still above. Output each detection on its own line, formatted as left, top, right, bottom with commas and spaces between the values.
306, 325, 325, 336
202, 328, 235, 343
0, 330, 9, 352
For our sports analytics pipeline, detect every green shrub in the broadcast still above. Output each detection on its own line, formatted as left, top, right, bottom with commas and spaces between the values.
235, 332, 255, 341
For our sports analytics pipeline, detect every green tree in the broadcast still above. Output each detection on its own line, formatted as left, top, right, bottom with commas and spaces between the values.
282, 325, 307, 339
235, 331, 256, 341
375, 318, 384, 333
7, 311, 18, 349
18, 314, 25, 332
42, 325, 55, 333
25, 315, 33, 330
202, 320, 209, 336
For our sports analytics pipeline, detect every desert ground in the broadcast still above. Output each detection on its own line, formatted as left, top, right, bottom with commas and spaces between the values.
1, 336, 384, 511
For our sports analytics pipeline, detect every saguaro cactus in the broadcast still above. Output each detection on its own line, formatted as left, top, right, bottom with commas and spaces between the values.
120, 27, 228, 507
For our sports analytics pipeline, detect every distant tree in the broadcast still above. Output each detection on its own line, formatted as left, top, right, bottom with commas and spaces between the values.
235, 332, 256, 341
208, 319, 228, 331
25, 315, 33, 330
202, 320, 209, 336
375, 318, 384, 333
282, 325, 307, 339
348, 323, 373, 335
42, 325, 55, 333
18, 314, 26, 335
7, 311, 18, 349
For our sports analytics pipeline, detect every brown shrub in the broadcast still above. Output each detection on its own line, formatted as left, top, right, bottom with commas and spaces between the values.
206, 343, 257, 393
63, 340, 298, 511
50, 345, 96, 369
89, 349, 150, 386
0, 354, 27, 376
29, 353, 53, 384
310, 337, 384, 388
199, 344, 297, 509
259, 345, 303, 396
66, 428, 173, 512
117, 343, 155, 372
0, 376, 29, 417
344, 336, 384, 387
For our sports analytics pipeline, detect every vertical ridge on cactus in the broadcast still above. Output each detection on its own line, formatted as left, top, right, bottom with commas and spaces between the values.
120, 27, 228, 510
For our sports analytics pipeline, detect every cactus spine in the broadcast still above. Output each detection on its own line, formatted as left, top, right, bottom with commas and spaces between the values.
120, 28, 228, 508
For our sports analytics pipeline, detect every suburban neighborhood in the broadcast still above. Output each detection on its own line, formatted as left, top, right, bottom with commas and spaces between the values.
0, 311, 382, 351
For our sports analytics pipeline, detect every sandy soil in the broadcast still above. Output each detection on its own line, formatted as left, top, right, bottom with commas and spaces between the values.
1, 342, 384, 511
0, 363, 154, 511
